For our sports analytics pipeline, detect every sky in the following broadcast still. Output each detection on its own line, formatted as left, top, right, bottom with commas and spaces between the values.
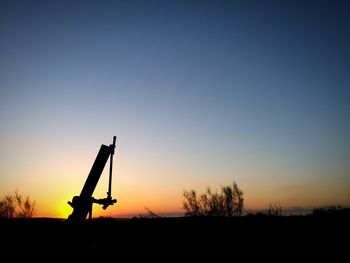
1, 0, 349, 218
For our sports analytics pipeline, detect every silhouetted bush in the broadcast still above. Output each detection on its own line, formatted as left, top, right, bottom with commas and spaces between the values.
266, 203, 283, 216
138, 207, 161, 218
312, 205, 350, 217
183, 182, 244, 217
0, 190, 36, 218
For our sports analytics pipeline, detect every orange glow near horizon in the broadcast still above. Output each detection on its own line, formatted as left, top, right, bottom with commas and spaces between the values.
1, 129, 349, 219
29, 165, 350, 219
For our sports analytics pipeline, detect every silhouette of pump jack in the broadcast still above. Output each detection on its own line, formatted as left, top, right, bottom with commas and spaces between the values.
67, 136, 117, 221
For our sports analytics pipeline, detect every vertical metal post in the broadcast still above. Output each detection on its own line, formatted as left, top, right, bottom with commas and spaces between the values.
107, 136, 116, 199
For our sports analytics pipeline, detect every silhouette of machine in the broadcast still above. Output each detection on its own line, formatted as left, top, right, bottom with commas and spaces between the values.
67, 136, 117, 221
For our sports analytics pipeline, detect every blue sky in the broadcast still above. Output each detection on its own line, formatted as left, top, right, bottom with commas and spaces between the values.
0, 0, 349, 217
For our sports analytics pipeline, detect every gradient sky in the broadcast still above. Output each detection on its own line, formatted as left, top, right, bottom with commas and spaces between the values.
1, 0, 349, 218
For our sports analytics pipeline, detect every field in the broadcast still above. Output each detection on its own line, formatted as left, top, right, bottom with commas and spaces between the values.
1, 212, 348, 261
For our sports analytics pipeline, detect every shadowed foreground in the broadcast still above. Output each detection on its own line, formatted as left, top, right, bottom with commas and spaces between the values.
1, 214, 348, 261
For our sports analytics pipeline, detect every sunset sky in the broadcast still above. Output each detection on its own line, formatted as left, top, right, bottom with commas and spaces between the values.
1, 0, 349, 218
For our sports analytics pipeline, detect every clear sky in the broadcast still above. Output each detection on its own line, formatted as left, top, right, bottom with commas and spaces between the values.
1, 0, 349, 218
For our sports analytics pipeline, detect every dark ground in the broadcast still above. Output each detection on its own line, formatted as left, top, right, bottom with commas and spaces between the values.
1, 214, 348, 261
